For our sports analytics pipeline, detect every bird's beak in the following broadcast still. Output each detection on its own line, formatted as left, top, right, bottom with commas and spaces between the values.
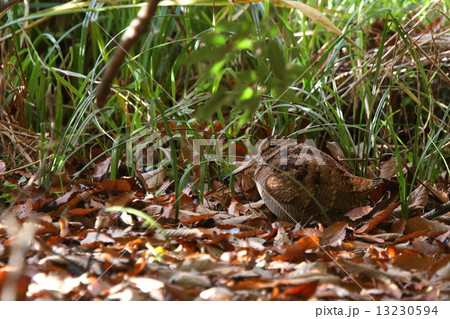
223, 157, 258, 182
231, 158, 258, 175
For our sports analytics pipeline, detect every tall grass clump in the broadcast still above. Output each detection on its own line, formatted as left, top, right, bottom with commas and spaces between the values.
1, 0, 448, 217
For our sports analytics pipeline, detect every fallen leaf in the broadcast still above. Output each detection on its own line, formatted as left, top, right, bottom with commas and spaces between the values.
184, 213, 216, 224
345, 206, 372, 221
356, 201, 399, 233
282, 280, 319, 299
393, 250, 434, 271
273, 235, 319, 261
199, 287, 233, 301
320, 221, 348, 246
67, 207, 100, 216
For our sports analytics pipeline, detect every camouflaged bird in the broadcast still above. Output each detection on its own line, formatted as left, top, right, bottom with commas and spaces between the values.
232, 136, 381, 224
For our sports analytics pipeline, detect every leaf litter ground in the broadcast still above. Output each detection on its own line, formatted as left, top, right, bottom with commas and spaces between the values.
0, 160, 449, 301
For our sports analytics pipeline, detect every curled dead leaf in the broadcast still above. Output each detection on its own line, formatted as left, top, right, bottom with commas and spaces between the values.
273, 235, 319, 261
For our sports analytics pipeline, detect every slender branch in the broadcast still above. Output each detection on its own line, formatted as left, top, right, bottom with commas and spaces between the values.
96, 0, 161, 107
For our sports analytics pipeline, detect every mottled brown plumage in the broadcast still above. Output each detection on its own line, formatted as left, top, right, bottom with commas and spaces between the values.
233, 136, 380, 224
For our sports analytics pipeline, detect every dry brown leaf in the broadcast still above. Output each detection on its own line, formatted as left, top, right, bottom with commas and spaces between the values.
96, 179, 131, 192
169, 272, 210, 288
79, 232, 115, 245
180, 254, 229, 272
59, 217, 69, 237
67, 207, 100, 216
54, 189, 76, 207
234, 230, 266, 239
345, 206, 372, 221
393, 250, 434, 271
391, 218, 406, 234
92, 157, 111, 181
435, 230, 450, 243
353, 233, 385, 243
95, 212, 112, 229
12, 198, 33, 218
142, 167, 165, 190
379, 158, 396, 179
28, 219, 59, 236
273, 235, 319, 261
320, 221, 348, 246
372, 233, 402, 241
129, 277, 165, 301
412, 237, 442, 255
50, 171, 71, 187
355, 201, 399, 233
274, 224, 290, 247
338, 259, 393, 283
230, 278, 263, 290
393, 230, 429, 244
409, 182, 429, 209
107, 191, 136, 208
430, 259, 450, 281
184, 213, 216, 224
55, 189, 96, 216
294, 227, 324, 238
119, 211, 134, 226
431, 188, 449, 203
405, 217, 450, 234
199, 287, 233, 301
219, 215, 252, 225
228, 198, 250, 216
282, 280, 319, 299
240, 172, 259, 201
